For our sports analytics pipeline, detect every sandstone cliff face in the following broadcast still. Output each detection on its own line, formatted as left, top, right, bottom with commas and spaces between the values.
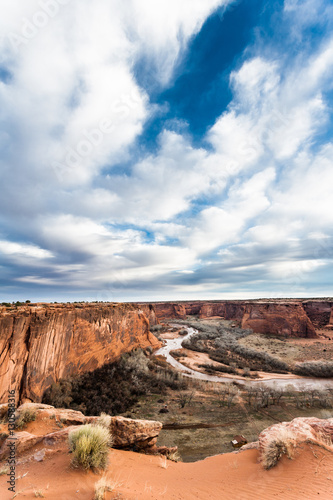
139, 304, 159, 326
302, 300, 333, 328
152, 300, 320, 338
150, 303, 187, 321
241, 302, 317, 338
0, 303, 159, 404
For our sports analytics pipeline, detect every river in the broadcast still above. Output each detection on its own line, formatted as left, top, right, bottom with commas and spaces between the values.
155, 324, 333, 391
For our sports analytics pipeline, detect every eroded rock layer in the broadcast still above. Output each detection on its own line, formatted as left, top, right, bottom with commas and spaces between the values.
150, 299, 333, 338
0, 303, 159, 404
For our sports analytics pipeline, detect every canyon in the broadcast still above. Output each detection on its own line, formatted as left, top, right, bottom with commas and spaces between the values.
0, 303, 159, 405
0, 298, 332, 406
150, 299, 333, 338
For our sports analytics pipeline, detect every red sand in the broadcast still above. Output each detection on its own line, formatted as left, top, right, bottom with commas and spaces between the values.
1, 442, 332, 499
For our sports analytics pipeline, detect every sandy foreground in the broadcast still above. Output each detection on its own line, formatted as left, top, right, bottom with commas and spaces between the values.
1, 442, 333, 500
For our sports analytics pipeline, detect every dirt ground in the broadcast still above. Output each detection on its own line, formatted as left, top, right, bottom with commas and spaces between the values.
239, 332, 333, 366
123, 385, 333, 462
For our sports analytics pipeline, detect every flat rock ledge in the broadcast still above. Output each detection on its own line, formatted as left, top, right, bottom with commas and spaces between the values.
0, 403, 168, 461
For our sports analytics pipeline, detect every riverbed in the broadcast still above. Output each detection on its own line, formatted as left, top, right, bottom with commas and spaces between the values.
155, 324, 333, 391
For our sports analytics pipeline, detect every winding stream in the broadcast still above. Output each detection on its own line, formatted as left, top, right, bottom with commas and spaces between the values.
155, 324, 333, 391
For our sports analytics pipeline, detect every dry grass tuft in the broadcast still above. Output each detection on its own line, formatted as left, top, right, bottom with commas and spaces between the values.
94, 476, 112, 500
94, 475, 122, 500
97, 412, 112, 429
68, 424, 112, 470
261, 427, 296, 470
167, 451, 182, 462
34, 490, 45, 498
14, 408, 37, 430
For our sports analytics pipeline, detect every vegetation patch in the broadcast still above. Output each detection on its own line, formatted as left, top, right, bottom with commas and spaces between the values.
68, 424, 112, 470
181, 322, 289, 375
261, 428, 296, 469
294, 361, 333, 378
14, 408, 37, 430
43, 349, 187, 415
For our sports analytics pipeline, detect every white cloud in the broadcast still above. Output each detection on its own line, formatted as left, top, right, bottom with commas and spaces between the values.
0, 240, 53, 260
1, 1, 333, 298
130, 0, 231, 83
183, 168, 275, 254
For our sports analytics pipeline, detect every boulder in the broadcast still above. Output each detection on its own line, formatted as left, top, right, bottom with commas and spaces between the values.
110, 416, 162, 450
16, 403, 86, 425
0, 431, 43, 461
0, 426, 80, 460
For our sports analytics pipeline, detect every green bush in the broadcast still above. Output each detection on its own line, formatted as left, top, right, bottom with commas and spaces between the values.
68, 424, 112, 470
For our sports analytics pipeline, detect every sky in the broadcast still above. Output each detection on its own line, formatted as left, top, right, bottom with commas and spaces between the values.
0, 0, 333, 303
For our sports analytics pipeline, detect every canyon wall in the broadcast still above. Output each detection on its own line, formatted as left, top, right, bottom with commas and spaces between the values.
302, 300, 333, 328
0, 303, 159, 404
241, 302, 317, 337
151, 300, 331, 338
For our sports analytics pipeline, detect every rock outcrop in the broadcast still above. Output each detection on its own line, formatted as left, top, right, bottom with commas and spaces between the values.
16, 403, 87, 425
85, 415, 163, 450
258, 417, 333, 468
0, 303, 160, 404
302, 300, 333, 328
241, 302, 317, 338
0, 403, 166, 460
110, 416, 162, 450
148, 303, 187, 321
151, 299, 323, 338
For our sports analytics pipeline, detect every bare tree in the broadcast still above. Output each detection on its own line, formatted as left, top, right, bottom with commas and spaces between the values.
177, 391, 195, 408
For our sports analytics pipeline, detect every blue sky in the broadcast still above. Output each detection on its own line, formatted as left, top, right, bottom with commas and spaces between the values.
0, 0, 333, 302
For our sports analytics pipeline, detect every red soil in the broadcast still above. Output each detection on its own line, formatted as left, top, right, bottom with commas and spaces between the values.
1, 440, 332, 499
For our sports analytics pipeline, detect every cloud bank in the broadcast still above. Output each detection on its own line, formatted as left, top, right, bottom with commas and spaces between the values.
0, 0, 333, 301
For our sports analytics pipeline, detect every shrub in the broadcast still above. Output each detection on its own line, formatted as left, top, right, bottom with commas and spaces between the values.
68, 424, 112, 470
176, 391, 195, 408
150, 325, 163, 332
43, 348, 187, 415
198, 363, 236, 375
293, 361, 333, 378
15, 408, 37, 429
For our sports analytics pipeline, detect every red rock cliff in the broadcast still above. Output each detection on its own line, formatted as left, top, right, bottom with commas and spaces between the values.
0, 303, 159, 404
151, 300, 319, 338
302, 300, 333, 328
241, 302, 317, 338
148, 303, 187, 321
